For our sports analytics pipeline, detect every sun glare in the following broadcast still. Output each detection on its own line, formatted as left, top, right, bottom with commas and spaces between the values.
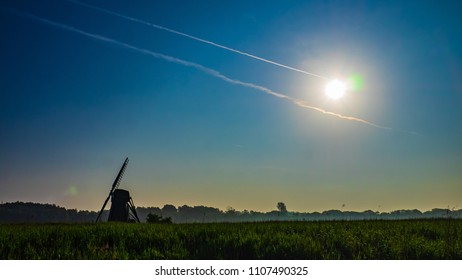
325, 80, 346, 100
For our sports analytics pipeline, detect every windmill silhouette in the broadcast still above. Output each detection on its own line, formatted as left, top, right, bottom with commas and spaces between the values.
95, 157, 140, 223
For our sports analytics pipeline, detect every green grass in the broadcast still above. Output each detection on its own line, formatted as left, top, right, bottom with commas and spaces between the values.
0, 220, 461, 259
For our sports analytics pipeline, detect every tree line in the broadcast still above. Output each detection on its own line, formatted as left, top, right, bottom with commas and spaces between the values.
0, 201, 460, 223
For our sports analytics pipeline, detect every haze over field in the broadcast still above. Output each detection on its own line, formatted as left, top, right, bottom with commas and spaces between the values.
1, 0, 461, 213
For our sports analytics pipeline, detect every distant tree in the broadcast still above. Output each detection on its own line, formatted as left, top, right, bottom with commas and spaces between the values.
162, 204, 177, 212
146, 213, 172, 224
277, 202, 287, 213
224, 207, 238, 222
177, 205, 192, 222
135, 206, 161, 222
226, 206, 236, 214
161, 204, 177, 220
176, 205, 223, 223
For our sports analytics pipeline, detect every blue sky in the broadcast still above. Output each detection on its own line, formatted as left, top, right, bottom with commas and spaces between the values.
1, 0, 461, 212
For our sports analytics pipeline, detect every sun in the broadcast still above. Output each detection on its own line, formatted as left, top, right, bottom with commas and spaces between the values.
325, 79, 346, 100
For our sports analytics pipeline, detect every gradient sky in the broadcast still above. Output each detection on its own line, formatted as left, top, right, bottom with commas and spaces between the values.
1, 0, 461, 212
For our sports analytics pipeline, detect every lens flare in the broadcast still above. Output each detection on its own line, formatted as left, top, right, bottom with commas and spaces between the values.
67, 186, 78, 196
348, 73, 364, 91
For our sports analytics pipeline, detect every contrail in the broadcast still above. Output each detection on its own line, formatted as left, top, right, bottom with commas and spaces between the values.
6, 8, 390, 130
66, 0, 329, 80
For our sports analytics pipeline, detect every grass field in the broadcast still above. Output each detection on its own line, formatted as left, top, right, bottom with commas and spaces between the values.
1, 220, 461, 259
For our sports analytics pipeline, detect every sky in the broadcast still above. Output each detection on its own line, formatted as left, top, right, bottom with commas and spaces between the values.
1, 0, 461, 213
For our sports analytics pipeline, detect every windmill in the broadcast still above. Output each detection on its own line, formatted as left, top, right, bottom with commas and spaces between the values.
95, 157, 140, 223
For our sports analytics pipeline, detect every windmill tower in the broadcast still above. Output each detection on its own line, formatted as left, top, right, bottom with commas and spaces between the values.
95, 157, 140, 223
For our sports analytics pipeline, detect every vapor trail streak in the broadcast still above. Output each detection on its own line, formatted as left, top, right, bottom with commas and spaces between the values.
66, 0, 329, 80
9, 9, 390, 130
